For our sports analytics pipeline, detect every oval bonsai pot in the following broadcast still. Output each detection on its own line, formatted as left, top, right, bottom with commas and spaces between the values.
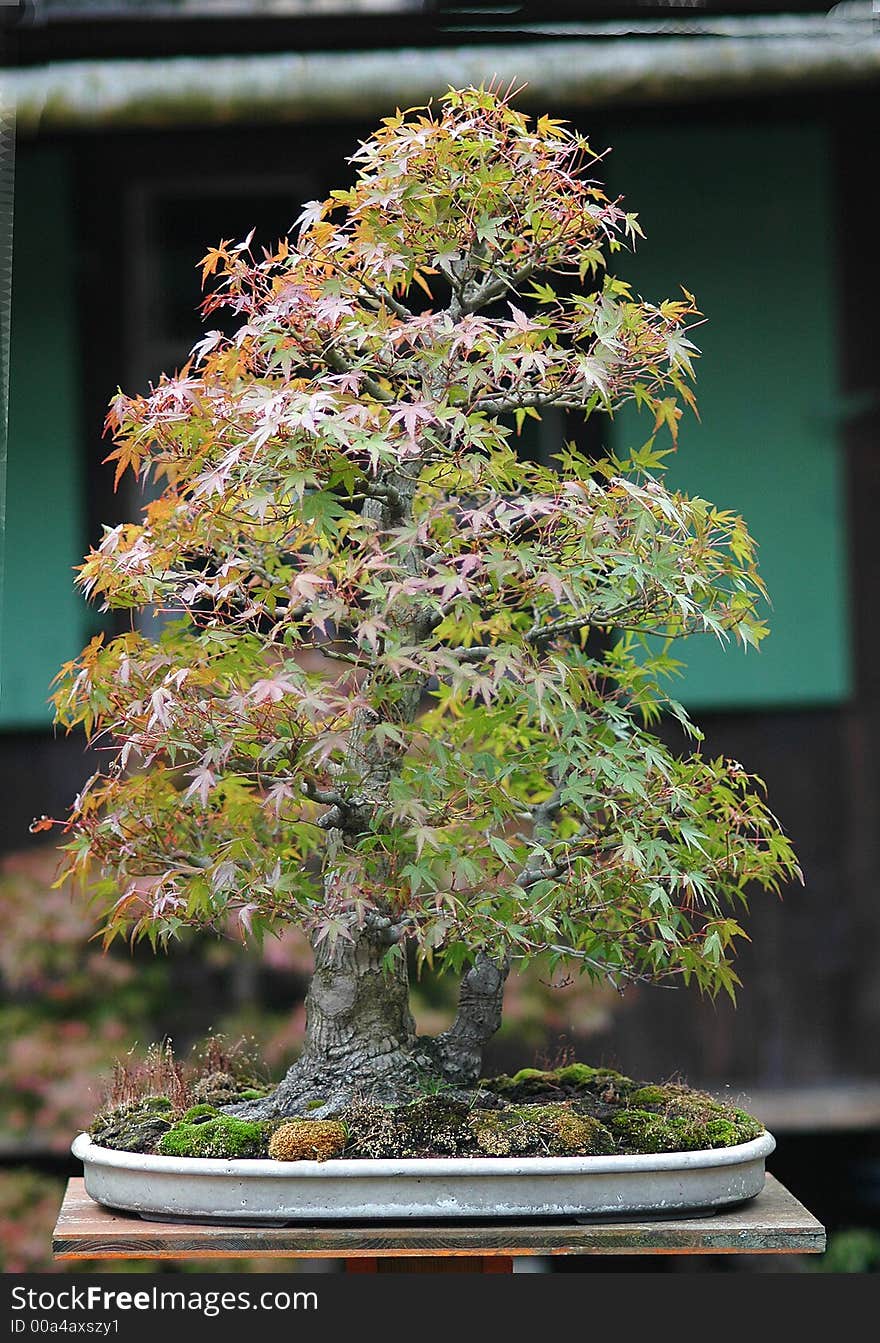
72, 1130, 775, 1223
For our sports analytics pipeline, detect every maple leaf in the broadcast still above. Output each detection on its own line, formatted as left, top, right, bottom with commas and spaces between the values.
315, 294, 355, 326
103, 439, 144, 491
507, 303, 534, 333
105, 392, 131, 433
292, 199, 325, 236
387, 400, 436, 443
291, 572, 331, 603
147, 688, 174, 730
237, 903, 259, 938
264, 780, 297, 816
231, 228, 256, 254
190, 330, 224, 366
249, 676, 300, 704
184, 766, 216, 807
199, 241, 230, 285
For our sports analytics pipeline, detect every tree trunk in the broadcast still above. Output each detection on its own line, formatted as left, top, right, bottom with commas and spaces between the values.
231, 457, 512, 1120
432, 952, 511, 1087
228, 940, 510, 1119
230, 928, 429, 1118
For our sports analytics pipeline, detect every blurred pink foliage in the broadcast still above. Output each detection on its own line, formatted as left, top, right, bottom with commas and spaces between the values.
0, 850, 136, 995
0, 847, 152, 1151
0, 1170, 68, 1273
0, 844, 611, 1269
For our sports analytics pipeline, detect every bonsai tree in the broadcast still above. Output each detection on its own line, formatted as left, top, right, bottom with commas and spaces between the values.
48, 86, 799, 1120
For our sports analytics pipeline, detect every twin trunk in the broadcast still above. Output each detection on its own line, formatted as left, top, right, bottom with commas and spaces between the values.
261, 466, 508, 1115
249, 931, 510, 1117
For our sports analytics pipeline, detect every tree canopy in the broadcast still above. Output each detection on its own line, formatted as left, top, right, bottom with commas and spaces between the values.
50, 85, 800, 1000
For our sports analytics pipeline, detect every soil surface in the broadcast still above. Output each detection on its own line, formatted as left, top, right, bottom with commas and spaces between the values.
88, 1063, 765, 1161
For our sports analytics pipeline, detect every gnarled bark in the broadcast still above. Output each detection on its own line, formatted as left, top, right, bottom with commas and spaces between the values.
230, 927, 430, 1118
228, 940, 510, 1119
430, 952, 511, 1087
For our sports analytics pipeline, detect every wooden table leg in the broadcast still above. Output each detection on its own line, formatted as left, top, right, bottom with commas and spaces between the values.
345, 1255, 514, 1273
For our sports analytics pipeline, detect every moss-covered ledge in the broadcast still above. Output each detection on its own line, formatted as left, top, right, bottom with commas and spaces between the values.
88, 1065, 764, 1161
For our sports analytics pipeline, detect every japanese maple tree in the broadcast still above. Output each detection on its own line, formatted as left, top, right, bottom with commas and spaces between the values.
49, 87, 799, 1117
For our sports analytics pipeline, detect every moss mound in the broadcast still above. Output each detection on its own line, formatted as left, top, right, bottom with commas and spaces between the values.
88, 1061, 763, 1160
338, 1094, 615, 1159
90, 1096, 177, 1153
484, 1064, 634, 1105
268, 1121, 347, 1162
337, 1100, 402, 1159
179, 1103, 217, 1123
395, 1096, 475, 1156
157, 1111, 271, 1159
608, 1084, 764, 1153
479, 1069, 762, 1155
469, 1104, 614, 1157
339, 1095, 475, 1158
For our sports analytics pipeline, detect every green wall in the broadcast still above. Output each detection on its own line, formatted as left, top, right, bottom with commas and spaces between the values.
607, 122, 850, 710
0, 148, 86, 727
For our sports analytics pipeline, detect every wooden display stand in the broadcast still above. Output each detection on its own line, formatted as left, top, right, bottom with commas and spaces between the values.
53, 1174, 825, 1272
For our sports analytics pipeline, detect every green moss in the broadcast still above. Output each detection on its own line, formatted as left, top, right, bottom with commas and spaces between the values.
629, 1085, 672, 1106
554, 1064, 629, 1090
304, 1098, 327, 1112
469, 1103, 614, 1156
702, 1118, 741, 1147
470, 1064, 763, 1155
610, 1109, 692, 1153
469, 1109, 542, 1157
394, 1096, 472, 1156
526, 1105, 615, 1156
500, 1067, 550, 1089
141, 1096, 174, 1112
180, 1104, 217, 1124
157, 1115, 270, 1159
238, 1087, 270, 1101
729, 1109, 765, 1143
484, 1064, 632, 1101
609, 1088, 764, 1154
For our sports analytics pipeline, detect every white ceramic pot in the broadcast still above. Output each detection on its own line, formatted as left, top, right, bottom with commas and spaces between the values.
72, 1130, 775, 1223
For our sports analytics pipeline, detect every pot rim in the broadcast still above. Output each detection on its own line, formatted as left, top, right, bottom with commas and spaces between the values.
72, 1129, 775, 1179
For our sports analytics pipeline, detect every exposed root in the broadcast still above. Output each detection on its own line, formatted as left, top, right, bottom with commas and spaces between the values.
223, 950, 511, 1121
223, 1045, 443, 1121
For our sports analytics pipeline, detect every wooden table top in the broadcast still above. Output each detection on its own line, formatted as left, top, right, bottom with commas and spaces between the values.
53, 1175, 825, 1260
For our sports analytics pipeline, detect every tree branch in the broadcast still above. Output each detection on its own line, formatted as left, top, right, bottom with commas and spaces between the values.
431, 951, 511, 1085
531, 783, 563, 836
300, 780, 346, 808
526, 601, 644, 648
475, 388, 589, 416
301, 780, 378, 834
363, 481, 405, 513
440, 599, 647, 665
356, 275, 413, 322
532, 944, 661, 990
462, 259, 541, 315
322, 346, 393, 404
